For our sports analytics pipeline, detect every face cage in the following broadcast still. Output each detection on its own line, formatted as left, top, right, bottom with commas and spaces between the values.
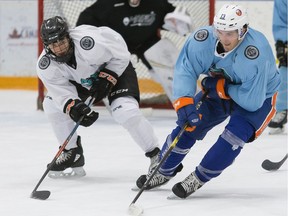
44, 40, 74, 63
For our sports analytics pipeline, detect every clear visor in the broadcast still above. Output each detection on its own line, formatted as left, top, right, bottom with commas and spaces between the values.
213, 28, 239, 40
213, 26, 247, 41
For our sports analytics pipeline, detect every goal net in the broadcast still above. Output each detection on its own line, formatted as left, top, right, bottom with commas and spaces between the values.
37, 0, 215, 109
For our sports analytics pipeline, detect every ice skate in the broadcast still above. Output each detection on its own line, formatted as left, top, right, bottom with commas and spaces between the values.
268, 110, 287, 135
136, 172, 171, 190
136, 163, 183, 190
48, 136, 86, 178
131, 148, 162, 190
171, 171, 204, 199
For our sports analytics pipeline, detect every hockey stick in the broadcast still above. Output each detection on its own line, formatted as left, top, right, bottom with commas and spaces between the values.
30, 63, 106, 200
261, 153, 288, 171
128, 91, 208, 216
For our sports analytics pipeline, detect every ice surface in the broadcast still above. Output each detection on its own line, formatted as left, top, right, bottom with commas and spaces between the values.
0, 90, 287, 216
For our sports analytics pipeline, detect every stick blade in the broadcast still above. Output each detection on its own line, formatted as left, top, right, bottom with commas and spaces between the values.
30, 190, 51, 200
261, 159, 279, 171
128, 204, 143, 216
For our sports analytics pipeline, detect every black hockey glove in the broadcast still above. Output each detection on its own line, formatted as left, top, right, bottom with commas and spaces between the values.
64, 99, 99, 127
90, 68, 118, 103
275, 40, 287, 67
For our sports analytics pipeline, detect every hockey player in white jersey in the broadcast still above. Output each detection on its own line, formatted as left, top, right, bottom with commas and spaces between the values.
136, 4, 280, 198
37, 16, 160, 178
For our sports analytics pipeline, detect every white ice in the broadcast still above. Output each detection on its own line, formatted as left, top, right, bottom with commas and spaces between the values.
0, 90, 287, 216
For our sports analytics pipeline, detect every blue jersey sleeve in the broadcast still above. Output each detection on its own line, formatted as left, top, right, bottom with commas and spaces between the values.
173, 28, 214, 101
272, 0, 287, 42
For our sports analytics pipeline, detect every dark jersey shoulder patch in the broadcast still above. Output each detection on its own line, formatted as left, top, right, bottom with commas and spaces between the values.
80, 36, 95, 50
38, 55, 50, 70
244, 45, 259, 59
194, 29, 209, 41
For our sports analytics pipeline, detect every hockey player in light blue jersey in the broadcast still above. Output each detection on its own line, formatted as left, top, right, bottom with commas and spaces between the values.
268, 0, 287, 134
136, 4, 281, 198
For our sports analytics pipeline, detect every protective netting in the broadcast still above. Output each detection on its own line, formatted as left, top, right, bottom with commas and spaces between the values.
41, 0, 213, 107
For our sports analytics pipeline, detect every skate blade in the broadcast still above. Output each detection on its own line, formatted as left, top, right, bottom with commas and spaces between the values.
167, 193, 182, 200
269, 127, 286, 135
48, 167, 86, 179
131, 185, 168, 192
131, 186, 140, 191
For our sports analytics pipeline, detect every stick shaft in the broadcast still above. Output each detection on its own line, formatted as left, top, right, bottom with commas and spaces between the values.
130, 91, 208, 205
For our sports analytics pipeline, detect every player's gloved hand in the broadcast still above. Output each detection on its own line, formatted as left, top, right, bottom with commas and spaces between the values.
275, 40, 287, 67
64, 99, 99, 127
90, 68, 118, 103
163, 6, 193, 36
201, 77, 230, 99
173, 97, 202, 132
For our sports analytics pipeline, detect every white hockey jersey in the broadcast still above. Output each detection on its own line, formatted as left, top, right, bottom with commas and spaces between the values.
37, 25, 131, 111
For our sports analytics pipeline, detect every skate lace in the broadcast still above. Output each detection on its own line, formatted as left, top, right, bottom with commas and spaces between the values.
149, 173, 168, 187
272, 111, 287, 123
181, 173, 201, 194
56, 150, 72, 165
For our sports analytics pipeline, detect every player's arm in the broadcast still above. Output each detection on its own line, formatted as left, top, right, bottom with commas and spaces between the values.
76, 0, 109, 27
173, 34, 211, 100
37, 61, 98, 127
162, 6, 194, 36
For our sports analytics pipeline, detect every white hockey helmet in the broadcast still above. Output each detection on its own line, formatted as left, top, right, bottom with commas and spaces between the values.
213, 4, 249, 40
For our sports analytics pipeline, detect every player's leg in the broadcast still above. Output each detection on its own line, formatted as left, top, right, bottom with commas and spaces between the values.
108, 63, 160, 172
43, 96, 85, 178
172, 94, 277, 198
268, 66, 287, 134
136, 94, 230, 189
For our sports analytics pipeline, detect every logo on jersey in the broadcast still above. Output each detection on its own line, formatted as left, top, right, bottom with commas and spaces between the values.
122, 12, 155, 26
236, 9, 242, 16
220, 14, 226, 20
194, 29, 209, 41
244, 46, 259, 59
38, 55, 50, 69
80, 36, 95, 50
81, 74, 96, 88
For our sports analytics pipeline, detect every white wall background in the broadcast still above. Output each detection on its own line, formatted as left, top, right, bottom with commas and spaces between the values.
0, 0, 274, 77
0, 0, 38, 76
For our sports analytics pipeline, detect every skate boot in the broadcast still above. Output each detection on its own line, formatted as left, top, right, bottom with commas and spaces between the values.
145, 147, 160, 173
136, 172, 171, 190
171, 171, 204, 199
136, 163, 183, 190
48, 136, 86, 178
268, 110, 287, 134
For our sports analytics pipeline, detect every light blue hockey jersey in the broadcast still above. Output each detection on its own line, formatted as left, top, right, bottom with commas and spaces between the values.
173, 26, 280, 112
273, 0, 287, 42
